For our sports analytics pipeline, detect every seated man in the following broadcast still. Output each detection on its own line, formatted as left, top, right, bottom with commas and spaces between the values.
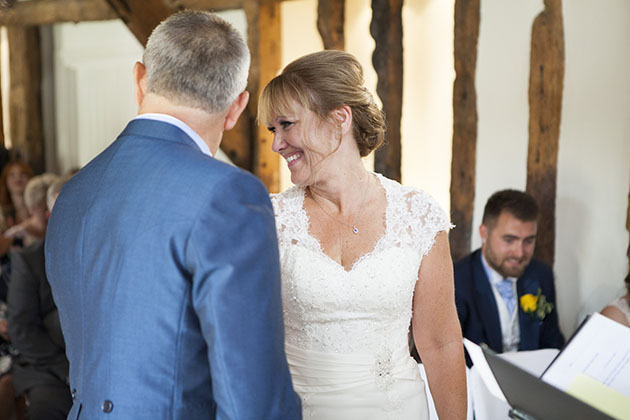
454, 189, 565, 361
7, 174, 71, 420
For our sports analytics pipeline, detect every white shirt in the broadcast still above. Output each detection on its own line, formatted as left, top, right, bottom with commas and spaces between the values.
134, 113, 213, 157
481, 254, 520, 352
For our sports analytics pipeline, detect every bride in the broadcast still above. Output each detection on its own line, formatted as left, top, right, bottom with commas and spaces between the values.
258, 50, 466, 420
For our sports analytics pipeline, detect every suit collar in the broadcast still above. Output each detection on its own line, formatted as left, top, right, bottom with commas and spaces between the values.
120, 118, 209, 156
134, 114, 212, 157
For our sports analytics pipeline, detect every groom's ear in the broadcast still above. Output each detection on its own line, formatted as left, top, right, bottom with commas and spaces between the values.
223, 91, 250, 131
133, 62, 148, 107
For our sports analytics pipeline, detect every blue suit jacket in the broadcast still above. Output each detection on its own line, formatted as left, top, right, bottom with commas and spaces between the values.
45, 119, 301, 419
454, 249, 565, 359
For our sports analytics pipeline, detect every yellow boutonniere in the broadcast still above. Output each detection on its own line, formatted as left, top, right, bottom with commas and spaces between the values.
520, 288, 554, 320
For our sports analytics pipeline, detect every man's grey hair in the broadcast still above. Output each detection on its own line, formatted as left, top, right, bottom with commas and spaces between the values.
143, 10, 250, 114
24, 173, 61, 212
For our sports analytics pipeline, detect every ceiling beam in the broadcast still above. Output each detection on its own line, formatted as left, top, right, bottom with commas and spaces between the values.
105, 0, 177, 46
180, 0, 243, 11
0, 0, 117, 26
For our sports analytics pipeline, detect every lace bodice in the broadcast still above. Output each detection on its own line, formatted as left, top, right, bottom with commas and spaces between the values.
271, 173, 452, 355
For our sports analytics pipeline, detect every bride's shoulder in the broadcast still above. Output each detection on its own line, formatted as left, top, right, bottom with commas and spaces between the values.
374, 173, 438, 210
269, 185, 305, 213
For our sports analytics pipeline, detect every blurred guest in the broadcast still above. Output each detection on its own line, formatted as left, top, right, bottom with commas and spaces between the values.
7, 174, 70, 420
0, 299, 24, 420
4, 174, 59, 247
600, 271, 630, 327
0, 161, 33, 257
454, 190, 565, 361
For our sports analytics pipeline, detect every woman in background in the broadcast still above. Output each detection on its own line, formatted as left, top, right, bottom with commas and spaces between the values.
600, 271, 630, 327
0, 161, 33, 255
259, 50, 466, 420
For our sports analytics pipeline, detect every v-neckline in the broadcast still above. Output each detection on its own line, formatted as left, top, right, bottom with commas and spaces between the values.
300, 173, 389, 273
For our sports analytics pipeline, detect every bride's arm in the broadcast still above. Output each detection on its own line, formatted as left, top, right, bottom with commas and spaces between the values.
412, 231, 467, 420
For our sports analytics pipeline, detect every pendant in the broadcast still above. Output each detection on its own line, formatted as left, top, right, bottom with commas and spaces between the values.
352, 226, 359, 234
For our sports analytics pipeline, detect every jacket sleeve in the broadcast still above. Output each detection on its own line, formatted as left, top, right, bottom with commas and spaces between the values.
186, 170, 301, 420
8, 250, 63, 362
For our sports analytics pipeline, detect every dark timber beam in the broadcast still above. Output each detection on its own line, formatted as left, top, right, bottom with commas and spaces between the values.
7, 26, 45, 173
525, 0, 564, 267
0, 0, 117, 25
317, 0, 344, 50
105, 0, 179, 46
244, 0, 281, 192
181, 0, 243, 11
370, 0, 403, 182
449, 0, 480, 263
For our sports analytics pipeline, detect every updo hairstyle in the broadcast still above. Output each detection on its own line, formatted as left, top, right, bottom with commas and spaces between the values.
258, 50, 386, 157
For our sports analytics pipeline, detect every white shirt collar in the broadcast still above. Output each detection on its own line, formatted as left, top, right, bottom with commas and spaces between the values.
134, 113, 213, 157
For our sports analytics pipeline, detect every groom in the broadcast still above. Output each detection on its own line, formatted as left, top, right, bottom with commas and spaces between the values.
45, 11, 301, 419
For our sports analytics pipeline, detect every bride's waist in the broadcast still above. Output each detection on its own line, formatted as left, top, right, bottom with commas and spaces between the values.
285, 342, 419, 389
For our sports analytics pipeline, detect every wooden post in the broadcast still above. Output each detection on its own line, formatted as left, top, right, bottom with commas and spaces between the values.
6, 26, 45, 173
525, 0, 564, 267
317, 0, 344, 50
370, 0, 403, 182
244, 0, 281, 192
450, 0, 480, 262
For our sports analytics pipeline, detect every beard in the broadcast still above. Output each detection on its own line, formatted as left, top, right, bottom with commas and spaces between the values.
484, 246, 530, 278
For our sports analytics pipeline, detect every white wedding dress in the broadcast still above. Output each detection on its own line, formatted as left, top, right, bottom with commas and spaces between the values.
271, 173, 452, 420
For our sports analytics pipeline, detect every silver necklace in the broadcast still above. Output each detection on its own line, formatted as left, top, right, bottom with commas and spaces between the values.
308, 174, 370, 235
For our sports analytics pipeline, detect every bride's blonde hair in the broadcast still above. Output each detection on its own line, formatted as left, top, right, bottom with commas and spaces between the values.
258, 50, 386, 157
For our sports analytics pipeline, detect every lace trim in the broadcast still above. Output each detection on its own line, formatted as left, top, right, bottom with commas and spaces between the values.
271, 173, 452, 263
610, 296, 630, 323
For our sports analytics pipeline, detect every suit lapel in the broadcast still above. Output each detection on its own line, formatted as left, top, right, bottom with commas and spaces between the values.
472, 251, 504, 352
517, 269, 541, 350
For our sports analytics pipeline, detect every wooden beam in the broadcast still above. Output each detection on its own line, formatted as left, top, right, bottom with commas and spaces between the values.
0, 0, 117, 26
105, 0, 178, 46
449, 0, 480, 262
370, 0, 403, 182
180, 0, 243, 11
221, 116, 251, 171
525, 0, 564, 267
0, 64, 4, 148
0, 0, 16, 8
244, 0, 281, 192
317, 0, 344, 50
6, 26, 45, 173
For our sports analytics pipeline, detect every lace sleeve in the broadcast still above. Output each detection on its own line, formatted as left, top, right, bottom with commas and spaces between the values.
405, 189, 453, 257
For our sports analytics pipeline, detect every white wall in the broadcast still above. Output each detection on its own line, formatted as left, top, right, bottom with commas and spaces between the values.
555, 0, 630, 332
52, 20, 143, 174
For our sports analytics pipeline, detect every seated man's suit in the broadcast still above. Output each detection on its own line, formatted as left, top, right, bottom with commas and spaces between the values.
454, 249, 565, 356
